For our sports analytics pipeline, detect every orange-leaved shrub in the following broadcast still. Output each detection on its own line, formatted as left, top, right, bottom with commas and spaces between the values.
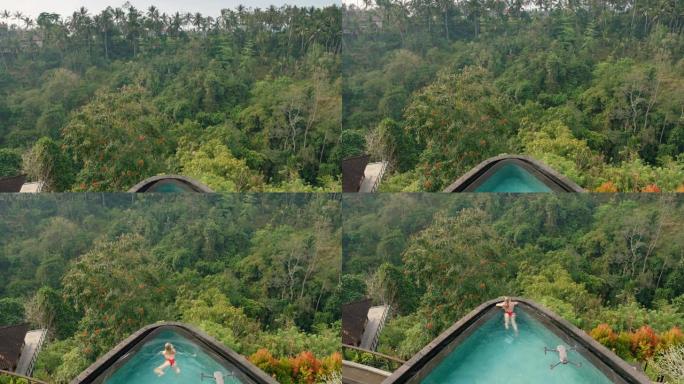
641, 184, 661, 192
589, 324, 683, 362
657, 327, 684, 352
249, 349, 341, 384
590, 323, 617, 346
595, 181, 618, 192
630, 325, 659, 360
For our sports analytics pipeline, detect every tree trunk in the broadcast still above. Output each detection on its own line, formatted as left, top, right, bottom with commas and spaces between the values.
103, 30, 109, 60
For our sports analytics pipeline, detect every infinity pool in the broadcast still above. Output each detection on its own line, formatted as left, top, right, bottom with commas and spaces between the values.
144, 180, 198, 192
421, 309, 613, 384
473, 163, 552, 192
94, 329, 251, 384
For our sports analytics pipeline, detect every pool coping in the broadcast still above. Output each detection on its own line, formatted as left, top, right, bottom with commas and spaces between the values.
70, 322, 278, 384
128, 175, 214, 193
381, 297, 650, 384
442, 155, 585, 192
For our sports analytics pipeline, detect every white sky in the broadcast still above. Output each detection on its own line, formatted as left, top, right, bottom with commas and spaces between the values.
0, 0, 339, 20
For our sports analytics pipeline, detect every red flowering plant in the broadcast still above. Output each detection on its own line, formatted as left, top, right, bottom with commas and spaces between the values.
249, 349, 340, 384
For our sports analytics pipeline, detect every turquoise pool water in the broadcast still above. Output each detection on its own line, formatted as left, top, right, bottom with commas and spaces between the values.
473, 164, 552, 192
98, 329, 248, 384
145, 181, 196, 192
421, 310, 613, 384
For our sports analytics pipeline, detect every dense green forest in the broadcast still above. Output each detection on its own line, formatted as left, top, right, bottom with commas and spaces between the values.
0, 4, 341, 191
342, 194, 684, 381
0, 194, 341, 383
342, 1, 684, 192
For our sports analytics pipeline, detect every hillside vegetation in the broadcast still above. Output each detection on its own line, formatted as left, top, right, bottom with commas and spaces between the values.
0, 194, 341, 383
342, 194, 684, 381
0, 5, 341, 191
343, 1, 684, 191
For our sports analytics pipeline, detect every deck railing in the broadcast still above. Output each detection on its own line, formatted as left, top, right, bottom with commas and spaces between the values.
342, 360, 391, 384
342, 344, 405, 372
369, 305, 390, 351
369, 161, 387, 193
25, 329, 47, 377
0, 370, 49, 384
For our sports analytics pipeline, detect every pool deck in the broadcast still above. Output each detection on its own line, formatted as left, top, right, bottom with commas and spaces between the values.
360, 305, 390, 350
15, 328, 47, 376
359, 162, 387, 193
342, 360, 391, 384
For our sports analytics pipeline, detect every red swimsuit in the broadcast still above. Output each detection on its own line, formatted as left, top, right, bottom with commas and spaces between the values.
167, 358, 175, 367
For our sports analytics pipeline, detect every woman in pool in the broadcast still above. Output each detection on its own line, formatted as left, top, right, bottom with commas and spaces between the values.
154, 342, 181, 376
496, 297, 519, 333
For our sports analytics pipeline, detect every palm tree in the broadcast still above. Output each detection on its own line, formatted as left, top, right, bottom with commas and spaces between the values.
78, 7, 89, 22
183, 12, 192, 29
147, 6, 159, 20
113, 7, 125, 24
192, 12, 203, 31
205, 16, 215, 32
266, 5, 280, 30
12, 11, 23, 29
68, 7, 92, 54
22, 16, 34, 29
147, 6, 162, 36
219, 9, 231, 30
161, 12, 169, 34
168, 12, 183, 37
125, 6, 141, 56
237, 4, 246, 27
95, 8, 113, 60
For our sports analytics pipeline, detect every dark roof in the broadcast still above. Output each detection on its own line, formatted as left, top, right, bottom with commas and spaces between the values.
382, 298, 649, 384
0, 323, 29, 371
342, 155, 370, 192
443, 154, 585, 192
0, 175, 27, 193
342, 298, 372, 346
73, 322, 277, 384
127, 175, 213, 193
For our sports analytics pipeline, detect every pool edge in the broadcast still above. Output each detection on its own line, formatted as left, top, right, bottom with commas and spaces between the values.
70, 322, 277, 384
442, 155, 585, 193
127, 175, 214, 193
381, 297, 650, 384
